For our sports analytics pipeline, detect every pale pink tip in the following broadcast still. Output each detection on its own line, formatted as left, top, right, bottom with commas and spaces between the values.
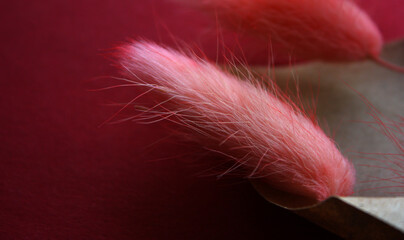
118, 41, 355, 201
185, 0, 383, 61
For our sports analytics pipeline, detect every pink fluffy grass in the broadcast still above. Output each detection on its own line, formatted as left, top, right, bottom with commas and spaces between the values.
117, 41, 355, 202
184, 0, 382, 61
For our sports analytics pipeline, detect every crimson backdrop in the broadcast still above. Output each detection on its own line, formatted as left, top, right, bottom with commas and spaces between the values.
1, 0, 403, 239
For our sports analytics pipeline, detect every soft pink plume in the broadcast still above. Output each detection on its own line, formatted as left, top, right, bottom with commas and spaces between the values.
183, 0, 383, 61
117, 41, 355, 201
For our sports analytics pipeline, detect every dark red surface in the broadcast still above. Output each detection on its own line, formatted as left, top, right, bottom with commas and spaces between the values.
1, 1, 403, 239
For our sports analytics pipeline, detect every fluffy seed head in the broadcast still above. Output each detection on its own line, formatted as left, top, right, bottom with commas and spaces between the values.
183, 0, 383, 61
118, 41, 355, 201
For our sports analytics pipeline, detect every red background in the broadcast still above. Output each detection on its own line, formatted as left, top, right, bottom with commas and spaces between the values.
1, 0, 403, 239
